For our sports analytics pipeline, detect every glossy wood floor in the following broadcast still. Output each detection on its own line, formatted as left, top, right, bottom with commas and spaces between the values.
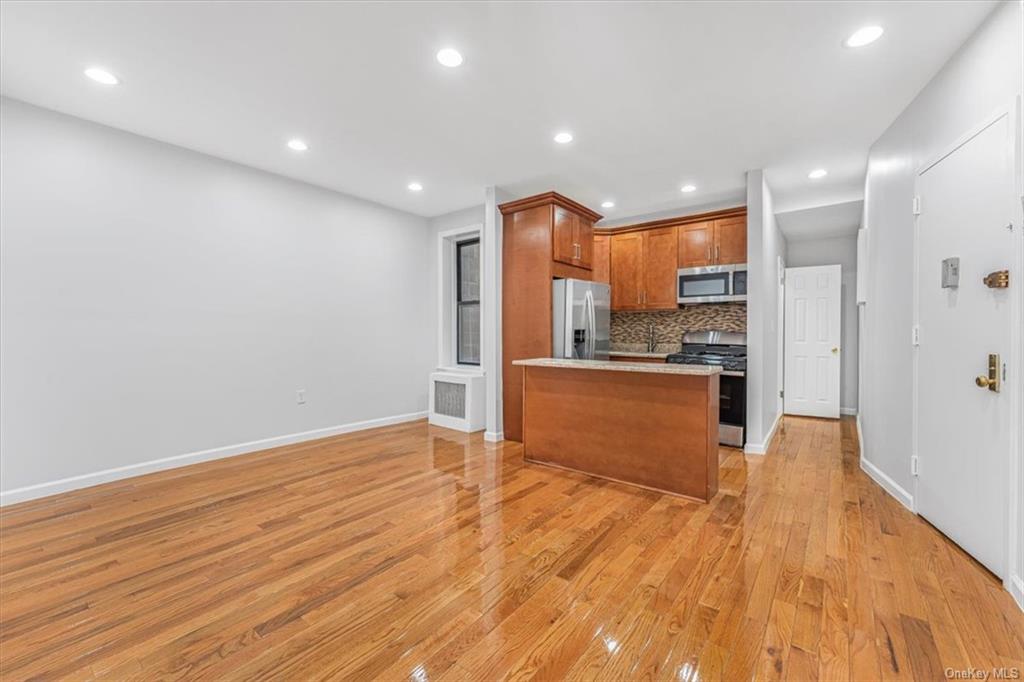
1, 417, 1021, 681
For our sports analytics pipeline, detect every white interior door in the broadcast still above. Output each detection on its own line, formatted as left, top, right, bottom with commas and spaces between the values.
784, 265, 841, 418
916, 112, 1015, 578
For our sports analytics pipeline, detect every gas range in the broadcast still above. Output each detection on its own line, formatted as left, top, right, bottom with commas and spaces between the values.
666, 331, 747, 447
665, 331, 747, 372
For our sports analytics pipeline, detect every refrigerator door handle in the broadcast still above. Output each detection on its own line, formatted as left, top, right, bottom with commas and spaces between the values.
573, 285, 584, 359
590, 291, 597, 359
570, 292, 579, 359
565, 285, 577, 359
583, 290, 591, 359
586, 289, 596, 359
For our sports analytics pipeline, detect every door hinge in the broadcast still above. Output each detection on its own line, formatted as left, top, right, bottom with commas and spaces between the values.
911, 325, 920, 346
911, 455, 919, 477
912, 196, 921, 215
779, 389, 784, 398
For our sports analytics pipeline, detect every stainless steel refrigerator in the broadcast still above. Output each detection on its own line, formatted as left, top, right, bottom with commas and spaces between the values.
552, 279, 611, 360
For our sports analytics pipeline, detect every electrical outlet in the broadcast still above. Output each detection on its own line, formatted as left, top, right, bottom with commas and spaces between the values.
296, 389, 306, 405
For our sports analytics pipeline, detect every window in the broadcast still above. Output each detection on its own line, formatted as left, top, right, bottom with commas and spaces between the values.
456, 238, 480, 365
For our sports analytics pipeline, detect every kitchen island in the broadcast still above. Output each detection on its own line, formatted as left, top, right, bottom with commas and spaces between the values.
513, 358, 721, 502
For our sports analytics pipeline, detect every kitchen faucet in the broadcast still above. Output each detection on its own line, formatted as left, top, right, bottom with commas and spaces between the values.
647, 323, 656, 353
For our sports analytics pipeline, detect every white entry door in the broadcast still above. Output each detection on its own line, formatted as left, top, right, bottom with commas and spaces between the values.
784, 265, 841, 418
916, 111, 1016, 578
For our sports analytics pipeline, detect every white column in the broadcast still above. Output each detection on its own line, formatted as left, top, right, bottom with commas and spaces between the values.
482, 186, 507, 441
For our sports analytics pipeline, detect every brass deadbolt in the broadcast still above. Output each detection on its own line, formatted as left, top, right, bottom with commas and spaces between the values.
983, 270, 1009, 289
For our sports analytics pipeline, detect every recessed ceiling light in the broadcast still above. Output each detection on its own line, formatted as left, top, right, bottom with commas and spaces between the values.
553, 131, 574, 144
287, 139, 308, 152
808, 168, 828, 179
601, 201, 615, 209
408, 182, 424, 192
436, 48, 464, 68
84, 67, 119, 85
845, 26, 884, 48
680, 184, 697, 193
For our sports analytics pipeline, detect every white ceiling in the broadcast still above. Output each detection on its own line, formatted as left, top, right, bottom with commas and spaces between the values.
0, 1, 995, 221
776, 200, 864, 242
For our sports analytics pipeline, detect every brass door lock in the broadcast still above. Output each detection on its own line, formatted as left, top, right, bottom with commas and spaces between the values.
975, 353, 1000, 392
983, 270, 1009, 289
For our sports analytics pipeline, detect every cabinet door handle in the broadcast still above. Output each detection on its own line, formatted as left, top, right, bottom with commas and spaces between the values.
637, 292, 641, 304
715, 245, 720, 262
706, 246, 711, 262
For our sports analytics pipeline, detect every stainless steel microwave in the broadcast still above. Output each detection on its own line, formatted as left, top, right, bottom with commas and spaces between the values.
677, 264, 747, 304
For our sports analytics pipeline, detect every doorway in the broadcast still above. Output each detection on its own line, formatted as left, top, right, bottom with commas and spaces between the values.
914, 109, 1020, 579
784, 264, 842, 418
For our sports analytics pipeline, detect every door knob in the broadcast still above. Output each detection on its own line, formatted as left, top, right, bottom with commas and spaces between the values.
975, 353, 1000, 392
831, 347, 839, 354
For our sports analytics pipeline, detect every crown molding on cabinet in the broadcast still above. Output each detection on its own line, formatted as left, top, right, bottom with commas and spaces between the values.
596, 205, 747, 235
498, 191, 603, 222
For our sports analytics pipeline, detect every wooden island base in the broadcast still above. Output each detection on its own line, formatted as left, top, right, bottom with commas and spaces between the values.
516, 359, 720, 502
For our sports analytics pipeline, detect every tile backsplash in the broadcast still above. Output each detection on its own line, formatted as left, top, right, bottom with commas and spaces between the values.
610, 304, 746, 353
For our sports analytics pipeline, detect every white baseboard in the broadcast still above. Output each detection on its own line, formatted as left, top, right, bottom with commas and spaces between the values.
744, 411, 781, 455
483, 431, 504, 443
840, 407, 858, 416
860, 456, 915, 512
0, 410, 428, 507
1008, 575, 1024, 612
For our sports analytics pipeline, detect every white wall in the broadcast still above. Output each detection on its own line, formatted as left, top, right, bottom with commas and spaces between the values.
0, 98, 433, 502
786, 235, 859, 412
745, 170, 787, 453
860, 0, 1022, 602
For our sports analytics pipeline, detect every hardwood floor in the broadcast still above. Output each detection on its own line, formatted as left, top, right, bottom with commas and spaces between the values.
1, 416, 1021, 680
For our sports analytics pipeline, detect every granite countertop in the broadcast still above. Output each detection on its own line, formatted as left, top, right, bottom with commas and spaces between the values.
512, 358, 721, 376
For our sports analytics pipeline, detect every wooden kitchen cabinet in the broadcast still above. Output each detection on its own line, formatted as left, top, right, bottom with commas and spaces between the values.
714, 216, 747, 265
499, 192, 603, 442
575, 216, 593, 269
610, 228, 677, 311
592, 234, 610, 284
552, 206, 577, 267
677, 217, 746, 267
643, 226, 678, 309
552, 206, 593, 270
610, 233, 644, 310
679, 221, 714, 268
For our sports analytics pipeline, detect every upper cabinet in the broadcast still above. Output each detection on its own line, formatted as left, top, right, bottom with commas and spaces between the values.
713, 216, 747, 265
609, 227, 677, 311
678, 215, 747, 268
592, 234, 610, 284
576, 215, 594, 269
679, 221, 714, 268
643, 227, 678, 308
553, 206, 594, 270
610, 232, 644, 310
600, 207, 746, 311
